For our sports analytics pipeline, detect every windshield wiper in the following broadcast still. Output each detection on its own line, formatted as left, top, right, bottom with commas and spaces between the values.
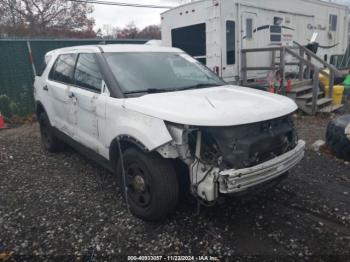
177, 83, 222, 91
124, 88, 178, 95
124, 83, 222, 95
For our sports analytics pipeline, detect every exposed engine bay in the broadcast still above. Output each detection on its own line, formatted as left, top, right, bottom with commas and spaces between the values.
197, 115, 298, 169
157, 114, 305, 203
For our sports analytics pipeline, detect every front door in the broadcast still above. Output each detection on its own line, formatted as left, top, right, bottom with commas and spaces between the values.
71, 53, 105, 153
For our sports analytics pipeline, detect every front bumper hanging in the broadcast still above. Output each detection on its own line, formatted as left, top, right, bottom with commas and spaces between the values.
218, 140, 306, 194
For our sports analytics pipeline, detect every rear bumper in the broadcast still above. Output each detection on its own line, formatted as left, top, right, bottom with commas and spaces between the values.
218, 140, 305, 194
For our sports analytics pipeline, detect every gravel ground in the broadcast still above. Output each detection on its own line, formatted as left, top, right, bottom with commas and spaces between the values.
0, 115, 350, 261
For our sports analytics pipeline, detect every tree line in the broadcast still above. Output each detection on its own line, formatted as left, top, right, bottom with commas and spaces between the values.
0, 0, 160, 39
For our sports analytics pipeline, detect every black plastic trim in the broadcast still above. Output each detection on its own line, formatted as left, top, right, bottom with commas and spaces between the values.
95, 53, 125, 98
52, 127, 114, 172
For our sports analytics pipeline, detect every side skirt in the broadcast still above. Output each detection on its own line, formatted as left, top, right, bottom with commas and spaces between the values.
52, 127, 114, 173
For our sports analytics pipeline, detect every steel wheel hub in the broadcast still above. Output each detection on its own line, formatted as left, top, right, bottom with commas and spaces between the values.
126, 163, 152, 207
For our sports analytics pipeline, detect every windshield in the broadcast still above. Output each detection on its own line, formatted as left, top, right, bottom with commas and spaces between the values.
104, 52, 225, 94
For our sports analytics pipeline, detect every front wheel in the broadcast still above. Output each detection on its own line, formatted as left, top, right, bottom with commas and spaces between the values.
116, 148, 179, 221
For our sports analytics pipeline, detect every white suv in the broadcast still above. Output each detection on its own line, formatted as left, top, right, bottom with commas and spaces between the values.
34, 44, 305, 221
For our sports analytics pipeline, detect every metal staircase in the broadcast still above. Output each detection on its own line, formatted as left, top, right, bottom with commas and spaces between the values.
241, 42, 345, 115
286, 79, 342, 114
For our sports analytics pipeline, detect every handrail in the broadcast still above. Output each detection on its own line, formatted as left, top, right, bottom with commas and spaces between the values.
292, 41, 341, 74
240, 43, 339, 115
241, 47, 282, 53
284, 47, 330, 77
285, 47, 315, 70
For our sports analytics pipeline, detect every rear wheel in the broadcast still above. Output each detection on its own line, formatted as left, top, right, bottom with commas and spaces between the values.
116, 148, 179, 221
39, 112, 63, 153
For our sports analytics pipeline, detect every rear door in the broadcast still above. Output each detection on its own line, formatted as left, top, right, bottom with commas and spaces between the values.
71, 53, 106, 153
47, 53, 77, 136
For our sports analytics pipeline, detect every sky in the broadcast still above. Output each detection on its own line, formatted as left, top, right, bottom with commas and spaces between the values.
92, 0, 182, 32
92, 0, 350, 33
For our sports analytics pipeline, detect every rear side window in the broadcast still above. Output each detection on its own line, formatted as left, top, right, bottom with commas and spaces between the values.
37, 55, 52, 76
37, 60, 47, 77
74, 54, 103, 91
49, 54, 77, 84
226, 20, 236, 65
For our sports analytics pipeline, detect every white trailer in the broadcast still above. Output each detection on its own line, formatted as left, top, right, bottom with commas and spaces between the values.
161, 0, 350, 82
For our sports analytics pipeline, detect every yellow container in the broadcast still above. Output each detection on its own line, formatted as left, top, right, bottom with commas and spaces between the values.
319, 70, 330, 87
324, 85, 345, 105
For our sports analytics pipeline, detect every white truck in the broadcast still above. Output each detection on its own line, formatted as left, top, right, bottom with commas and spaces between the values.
161, 0, 350, 82
34, 44, 305, 221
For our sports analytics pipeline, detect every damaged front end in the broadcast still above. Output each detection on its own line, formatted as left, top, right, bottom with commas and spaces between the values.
157, 115, 305, 203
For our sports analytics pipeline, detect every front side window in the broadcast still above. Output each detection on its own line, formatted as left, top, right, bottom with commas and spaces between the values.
226, 21, 236, 65
74, 54, 103, 91
49, 54, 77, 84
329, 14, 337, 31
104, 52, 225, 94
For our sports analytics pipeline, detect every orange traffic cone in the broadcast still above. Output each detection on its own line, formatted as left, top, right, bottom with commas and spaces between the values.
0, 113, 6, 129
268, 85, 275, 93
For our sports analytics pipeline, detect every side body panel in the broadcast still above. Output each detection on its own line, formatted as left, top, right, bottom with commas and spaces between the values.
70, 86, 106, 153
161, 0, 349, 81
34, 52, 63, 128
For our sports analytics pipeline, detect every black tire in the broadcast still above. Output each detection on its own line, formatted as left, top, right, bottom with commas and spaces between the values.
326, 114, 350, 161
38, 112, 63, 153
116, 148, 179, 221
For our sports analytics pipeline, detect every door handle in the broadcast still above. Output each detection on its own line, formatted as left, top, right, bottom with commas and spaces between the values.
43, 85, 48, 91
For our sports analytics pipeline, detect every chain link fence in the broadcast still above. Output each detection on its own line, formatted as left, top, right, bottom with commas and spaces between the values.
0, 39, 147, 118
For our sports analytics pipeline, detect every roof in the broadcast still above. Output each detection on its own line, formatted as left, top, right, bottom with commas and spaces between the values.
46, 44, 183, 55
161, 0, 348, 15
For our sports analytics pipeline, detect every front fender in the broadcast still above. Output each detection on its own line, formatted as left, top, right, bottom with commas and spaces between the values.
104, 98, 173, 153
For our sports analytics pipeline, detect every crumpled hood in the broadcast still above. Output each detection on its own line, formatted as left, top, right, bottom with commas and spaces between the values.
124, 85, 298, 126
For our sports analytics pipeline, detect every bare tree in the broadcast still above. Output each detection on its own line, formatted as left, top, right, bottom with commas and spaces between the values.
116, 21, 139, 39
138, 25, 161, 39
0, 0, 95, 38
116, 22, 161, 39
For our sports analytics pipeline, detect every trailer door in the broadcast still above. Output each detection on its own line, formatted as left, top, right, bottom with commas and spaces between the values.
222, 20, 237, 82
241, 12, 262, 80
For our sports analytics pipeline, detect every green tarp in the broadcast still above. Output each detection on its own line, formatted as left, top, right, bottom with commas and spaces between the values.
0, 39, 147, 117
